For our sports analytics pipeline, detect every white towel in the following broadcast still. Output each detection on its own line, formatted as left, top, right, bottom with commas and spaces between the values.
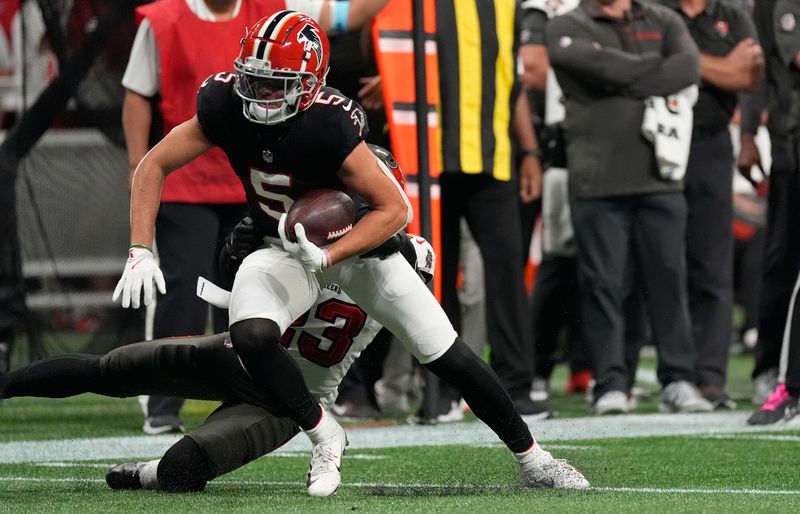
641, 85, 699, 181
520, 0, 579, 18
542, 167, 575, 257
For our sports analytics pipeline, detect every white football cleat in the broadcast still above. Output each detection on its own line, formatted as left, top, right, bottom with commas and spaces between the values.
515, 444, 590, 490
305, 407, 348, 497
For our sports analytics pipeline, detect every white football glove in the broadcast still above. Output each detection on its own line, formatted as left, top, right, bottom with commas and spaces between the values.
408, 235, 435, 284
278, 213, 332, 273
112, 247, 166, 309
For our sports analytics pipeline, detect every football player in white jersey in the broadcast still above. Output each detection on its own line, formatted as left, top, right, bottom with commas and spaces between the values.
1, 229, 433, 493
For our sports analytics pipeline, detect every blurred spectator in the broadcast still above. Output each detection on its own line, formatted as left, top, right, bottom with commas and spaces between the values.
434, 0, 547, 419
546, 0, 713, 414
657, 0, 763, 409
518, 0, 592, 403
740, 0, 800, 417
739, 0, 800, 406
729, 122, 769, 350
0, 0, 57, 128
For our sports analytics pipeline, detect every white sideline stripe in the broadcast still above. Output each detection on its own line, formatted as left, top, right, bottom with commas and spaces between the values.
697, 434, 800, 442
1, 477, 798, 496
1, 411, 798, 464
592, 486, 800, 496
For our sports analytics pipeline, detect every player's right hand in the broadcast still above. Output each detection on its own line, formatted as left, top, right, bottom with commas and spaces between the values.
112, 247, 166, 309
278, 214, 332, 273
225, 217, 261, 261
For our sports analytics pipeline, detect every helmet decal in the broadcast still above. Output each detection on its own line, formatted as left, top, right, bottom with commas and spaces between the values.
297, 24, 323, 72
253, 10, 293, 61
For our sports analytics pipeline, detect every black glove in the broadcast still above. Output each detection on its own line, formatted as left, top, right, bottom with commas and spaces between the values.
360, 230, 406, 259
225, 217, 261, 262
219, 217, 262, 289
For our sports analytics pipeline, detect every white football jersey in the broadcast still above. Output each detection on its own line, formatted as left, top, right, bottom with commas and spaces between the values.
283, 282, 383, 408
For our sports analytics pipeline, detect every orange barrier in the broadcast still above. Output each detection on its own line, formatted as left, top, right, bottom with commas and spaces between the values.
373, 0, 443, 298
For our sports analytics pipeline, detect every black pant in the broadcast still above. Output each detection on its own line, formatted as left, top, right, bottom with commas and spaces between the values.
783, 271, 800, 397
440, 173, 534, 396
754, 165, 800, 378
529, 255, 591, 379
148, 203, 247, 421
572, 192, 695, 398
684, 130, 734, 388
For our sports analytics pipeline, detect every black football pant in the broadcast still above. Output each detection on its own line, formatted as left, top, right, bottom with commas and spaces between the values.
684, 129, 734, 388
572, 192, 696, 399
440, 173, 534, 398
753, 162, 800, 379
529, 255, 591, 379
149, 203, 246, 424
0, 334, 299, 484
780, 270, 800, 397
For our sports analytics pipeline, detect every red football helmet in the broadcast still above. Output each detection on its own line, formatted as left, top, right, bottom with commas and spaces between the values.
368, 144, 406, 190
234, 11, 330, 125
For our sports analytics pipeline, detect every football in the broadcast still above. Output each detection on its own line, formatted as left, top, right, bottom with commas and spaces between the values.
284, 189, 356, 246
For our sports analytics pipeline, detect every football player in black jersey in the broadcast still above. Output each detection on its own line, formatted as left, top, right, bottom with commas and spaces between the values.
113, 10, 589, 495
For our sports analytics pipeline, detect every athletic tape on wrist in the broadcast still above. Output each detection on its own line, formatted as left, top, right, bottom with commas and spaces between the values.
332, 1, 349, 34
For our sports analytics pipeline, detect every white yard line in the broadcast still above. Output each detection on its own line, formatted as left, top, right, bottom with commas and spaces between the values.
0, 476, 798, 496
697, 434, 800, 442
1, 411, 797, 464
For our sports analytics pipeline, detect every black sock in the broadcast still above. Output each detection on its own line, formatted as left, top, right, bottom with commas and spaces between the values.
157, 437, 213, 493
1, 354, 102, 399
424, 338, 534, 453
230, 319, 321, 430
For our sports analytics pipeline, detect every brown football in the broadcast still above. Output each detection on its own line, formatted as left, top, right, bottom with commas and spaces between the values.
285, 189, 356, 246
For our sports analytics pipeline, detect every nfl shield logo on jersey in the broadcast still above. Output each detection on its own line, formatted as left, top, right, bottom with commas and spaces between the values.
262, 149, 273, 163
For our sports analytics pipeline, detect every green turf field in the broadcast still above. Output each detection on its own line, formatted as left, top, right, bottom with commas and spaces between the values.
1, 355, 798, 512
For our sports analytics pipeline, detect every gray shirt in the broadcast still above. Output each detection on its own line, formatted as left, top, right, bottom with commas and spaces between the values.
546, 0, 700, 198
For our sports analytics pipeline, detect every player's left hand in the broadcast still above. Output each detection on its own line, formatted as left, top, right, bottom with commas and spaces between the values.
278, 213, 332, 273
112, 247, 166, 309
519, 153, 543, 203
408, 235, 435, 285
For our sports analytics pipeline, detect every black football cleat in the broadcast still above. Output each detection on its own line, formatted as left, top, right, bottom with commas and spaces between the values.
106, 462, 144, 490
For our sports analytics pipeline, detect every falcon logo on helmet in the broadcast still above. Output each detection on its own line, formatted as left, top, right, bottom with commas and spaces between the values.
233, 11, 330, 125
297, 24, 323, 70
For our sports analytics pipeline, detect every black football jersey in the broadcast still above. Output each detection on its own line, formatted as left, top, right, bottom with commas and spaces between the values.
196, 71, 369, 237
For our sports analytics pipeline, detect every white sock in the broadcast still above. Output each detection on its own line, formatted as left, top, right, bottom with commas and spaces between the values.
303, 405, 338, 444
513, 441, 548, 465
139, 459, 160, 490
